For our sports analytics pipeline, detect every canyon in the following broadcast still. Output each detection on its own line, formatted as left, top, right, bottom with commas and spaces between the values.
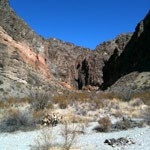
0, 0, 150, 99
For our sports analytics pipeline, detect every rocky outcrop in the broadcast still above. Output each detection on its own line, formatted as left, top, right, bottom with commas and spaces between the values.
74, 33, 133, 89
47, 33, 132, 90
0, 26, 52, 99
101, 11, 150, 92
0, 0, 134, 91
0, 0, 46, 55
46, 38, 91, 89
104, 137, 135, 147
0, 0, 149, 100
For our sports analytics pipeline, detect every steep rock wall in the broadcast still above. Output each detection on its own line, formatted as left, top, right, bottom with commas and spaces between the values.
102, 11, 150, 91
0, 0, 149, 97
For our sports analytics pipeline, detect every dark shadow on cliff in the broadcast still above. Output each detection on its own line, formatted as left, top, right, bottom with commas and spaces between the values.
76, 59, 89, 90
101, 11, 150, 90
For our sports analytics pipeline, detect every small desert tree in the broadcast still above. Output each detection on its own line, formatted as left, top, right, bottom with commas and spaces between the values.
30, 90, 51, 111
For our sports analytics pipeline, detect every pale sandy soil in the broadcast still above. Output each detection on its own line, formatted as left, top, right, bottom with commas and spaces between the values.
0, 122, 150, 150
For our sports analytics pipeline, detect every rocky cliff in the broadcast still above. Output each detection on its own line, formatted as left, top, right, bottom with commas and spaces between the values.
46, 33, 132, 90
0, 0, 149, 99
102, 11, 150, 92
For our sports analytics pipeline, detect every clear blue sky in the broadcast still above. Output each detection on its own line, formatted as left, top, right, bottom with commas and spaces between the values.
9, 0, 149, 49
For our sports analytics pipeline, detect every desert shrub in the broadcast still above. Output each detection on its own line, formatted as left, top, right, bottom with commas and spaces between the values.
0, 97, 31, 109
0, 80, 3, 85
119, 91, 132, 102
0, 101, 5, 108
52, 91, 92, 108
52, 95, 68, 109
77, 123, 86, 134
112, 110, 123, 118
113, 118, 131, 130
70, 115, 87, 124
30, 91, 51, 111
47, 103, 54, 109
94, 116, 112, 132
89, 99, 104, 109
31, 128, 53, 150
27, 72, 43, 86
113, 117, 144, 130
142, 107, 150, 125
32, 122, 78, 150
0, 109, 35, 132
7, 98, 19, 104
32, 110, 45, 125
96, 92, 121, 100
59, 103, 67, 109
129, 98, 144, 107
131, 92, 150, 105
0, 98, 18, 108
68, 91, 91, 102
75, 92, 90, 102
61, 122, 77, 150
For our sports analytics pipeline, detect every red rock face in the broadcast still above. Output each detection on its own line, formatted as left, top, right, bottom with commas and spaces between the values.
0, 27, 50, 79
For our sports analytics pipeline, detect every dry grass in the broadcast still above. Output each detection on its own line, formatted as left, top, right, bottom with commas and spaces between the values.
0, 99, 19, 109
91, 99, 104, 109
52, 92, 121, 111
52, 91, 133, 111
142, 107, 150, 125
32, 110, 46, 125
61, 110, 91, 124
61, 122, 77, 150
109, 98, 141, 118
96, 92, 121, 100
1, 90, 149, 133
129, 98, 144, 107
32, 122, 78, 150
131, 92, 150, 105
52, 91, 148, 123
8, 97, 30, 105
111, 109, 123, 118
52, 95, 69, 109
52, 91, 91, 108
0, 101, 6, 109
0, 97, 31, 109
31, 128, 54, 150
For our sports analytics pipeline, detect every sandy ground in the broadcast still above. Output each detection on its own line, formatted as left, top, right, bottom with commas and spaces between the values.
0, 122, 150, 150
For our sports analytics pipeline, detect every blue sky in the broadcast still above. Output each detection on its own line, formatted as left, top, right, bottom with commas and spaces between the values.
9, 0, 149, 49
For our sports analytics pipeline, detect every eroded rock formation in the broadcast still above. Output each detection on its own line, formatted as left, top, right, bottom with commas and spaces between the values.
102, 11, 150, 92
0, 0, 149, 99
